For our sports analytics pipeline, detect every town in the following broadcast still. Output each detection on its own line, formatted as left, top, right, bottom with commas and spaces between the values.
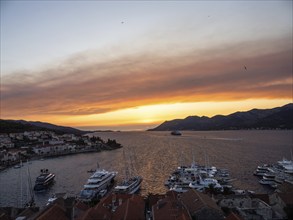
0, 182, 292, 220
0, 130, 122, 170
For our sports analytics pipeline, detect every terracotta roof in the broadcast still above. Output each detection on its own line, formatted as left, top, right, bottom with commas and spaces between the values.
113, 195, 145, 220
74, 201, 90, 220
78, 194, 145, 220
75, 201, 90, 211
277, 193, 293, 205
180, 189, 222, 214
277, 181, 293, 193
166, 190, 179, 200
152, 199, 191, 220
17, 207, 39, 219
147, 194, 165, 208
34, 203, 68, 220
79, 204, 111, 220
0, 208, 10, 220
225, 212, 245, 220
251, 194, 270, 205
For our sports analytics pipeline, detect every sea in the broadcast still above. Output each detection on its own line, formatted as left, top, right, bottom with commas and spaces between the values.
0, 130, 292, 208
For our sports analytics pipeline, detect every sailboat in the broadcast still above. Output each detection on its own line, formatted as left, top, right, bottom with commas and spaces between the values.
17, 160, 35, 208
25, 160, 35, 207
114, 150, 142, 194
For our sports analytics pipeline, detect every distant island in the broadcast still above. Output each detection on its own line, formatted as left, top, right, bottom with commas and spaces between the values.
149, 103, 293, 131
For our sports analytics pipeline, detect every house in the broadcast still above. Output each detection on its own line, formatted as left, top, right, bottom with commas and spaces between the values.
32, 197, 75, 220
225, 212, 245, 220
0, 149, 26, 164
0, 134, 14, 149
180, 189, 224, 220
79, 193, 145, 220
152, 191, 191, 220
218, 195, 273, 220
270, 192, 293, 219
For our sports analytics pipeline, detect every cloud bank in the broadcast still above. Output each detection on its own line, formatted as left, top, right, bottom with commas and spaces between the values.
1, 36, 292, 118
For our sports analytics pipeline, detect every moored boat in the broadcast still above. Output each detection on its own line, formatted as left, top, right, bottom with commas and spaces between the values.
114, 175, 143, 194
79, 168, 117, 202
33, 169, 55, 191
259, 178, 275, 185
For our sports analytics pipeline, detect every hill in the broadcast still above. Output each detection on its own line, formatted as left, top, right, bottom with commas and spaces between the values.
0, 119, 88, 135
149, 103, 293, 131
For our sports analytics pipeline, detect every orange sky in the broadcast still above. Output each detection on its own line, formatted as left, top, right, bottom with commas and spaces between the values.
1, 1, 292, 130
1, 38, 292, 130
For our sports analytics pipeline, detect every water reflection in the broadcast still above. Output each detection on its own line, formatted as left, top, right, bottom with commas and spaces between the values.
0, 130, 292, 207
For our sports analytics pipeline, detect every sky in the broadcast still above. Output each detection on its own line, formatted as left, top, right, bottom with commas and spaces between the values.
1, 1, 292, 130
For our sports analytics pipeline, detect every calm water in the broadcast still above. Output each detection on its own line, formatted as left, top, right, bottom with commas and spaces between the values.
0, 130, 292, 208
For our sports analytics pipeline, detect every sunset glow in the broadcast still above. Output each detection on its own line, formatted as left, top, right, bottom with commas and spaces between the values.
1, 1, 292, 130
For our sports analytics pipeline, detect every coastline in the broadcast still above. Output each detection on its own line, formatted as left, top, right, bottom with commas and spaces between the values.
0, 147, 122, 173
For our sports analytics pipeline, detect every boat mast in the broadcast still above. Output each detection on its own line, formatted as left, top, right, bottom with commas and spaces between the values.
123, 150, 129, 181
26, 160, 35, 207
180, 150, 184, 167
20, 160, 23, 208
129, 149, 137, 176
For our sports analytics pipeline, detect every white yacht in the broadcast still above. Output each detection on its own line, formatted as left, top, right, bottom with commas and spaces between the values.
114, 176, 143, 194
170, 184, 191, 193
189, 177, 223, 191
259, 178, 275, 185
79, 168, 117, 202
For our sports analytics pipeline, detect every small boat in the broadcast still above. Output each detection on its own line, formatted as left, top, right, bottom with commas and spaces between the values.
263, 172, 275, 179
13, 161, 24, 169
170, 184, 190, 193
34, 169, 55, 191
47, 194, 57, 205
171, 130, 182, 136
46, 193, 67, 206
98, 189, 108, 198
259, 178, 275, 185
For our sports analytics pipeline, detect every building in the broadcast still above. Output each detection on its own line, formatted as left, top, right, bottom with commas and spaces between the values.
152, 191, 191, 220
218, 195, 273, 220
180, 189, 224, 220
79, 193, 145, 220
31, 197, 75, 220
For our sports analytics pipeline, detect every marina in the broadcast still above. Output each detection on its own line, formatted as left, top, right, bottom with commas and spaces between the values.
254, 156, 293, 189
0, 130, 292, 208
165, 161, 233, 193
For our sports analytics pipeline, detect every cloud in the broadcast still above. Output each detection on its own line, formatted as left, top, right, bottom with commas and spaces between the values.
1, 36, 292, 118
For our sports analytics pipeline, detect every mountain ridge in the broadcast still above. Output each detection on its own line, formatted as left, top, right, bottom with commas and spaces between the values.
0, 119, 89, 135
149, 103, 293, 131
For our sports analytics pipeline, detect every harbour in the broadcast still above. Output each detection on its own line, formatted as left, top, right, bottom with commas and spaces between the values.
0, 130, 292, 208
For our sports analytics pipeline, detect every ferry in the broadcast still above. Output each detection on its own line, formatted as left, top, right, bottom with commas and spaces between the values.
171, 130, 182, 136
34, 169, 55, 191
